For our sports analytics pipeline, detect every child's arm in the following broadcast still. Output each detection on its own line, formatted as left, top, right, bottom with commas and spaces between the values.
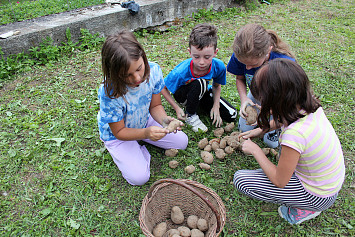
109, 93, 172, 141
150, 93, 184, 132
161, 86, 186, 120
239, 120, 279, 140
109, 119, 168, 141
242, 140, 300, 188
236, 75, 257, 119
109, 119, 169, 142
210, 82, 222, 127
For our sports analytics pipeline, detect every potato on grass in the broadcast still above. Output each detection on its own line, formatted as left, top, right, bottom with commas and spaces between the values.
219, 137, 228, 149
270, 148, 278, 156
201, 151, 214, 164
213, 127, 224, 137
225, 146, 234, 154
203, 144, 212, 152
198, 138, 208, 149
165, 149, 179, 157
230, 131, 241, 137
198, 163, 211, 170
262, 148, 270, 155
208, 138, 220, 145
215, 148, 226, 160
168, 160, 179, 169
171, 206, 184, 224
224, 122, 235, 133
185, 165, 196, 174
152, 222, 167, 237
211, 141, 220, 151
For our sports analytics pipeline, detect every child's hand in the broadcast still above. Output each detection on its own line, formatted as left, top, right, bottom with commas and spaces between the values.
175, 108, 186, 121
240, 99, 256, 119
210, 107, 222, 127
241, 138, 260, 155
145, 126, 169, 141
162, 116, 184, 133
238, 128, 263, 140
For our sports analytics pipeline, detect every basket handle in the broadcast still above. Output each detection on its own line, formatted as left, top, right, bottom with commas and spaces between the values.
148, 179, 222, 233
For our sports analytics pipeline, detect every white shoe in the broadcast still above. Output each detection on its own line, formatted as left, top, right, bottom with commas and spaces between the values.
186, 114, 208, 132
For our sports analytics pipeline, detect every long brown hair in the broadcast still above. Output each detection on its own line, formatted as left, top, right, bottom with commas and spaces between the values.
233, 23, 295, 59
251, 58, 320, 132
101, 30, 150, 99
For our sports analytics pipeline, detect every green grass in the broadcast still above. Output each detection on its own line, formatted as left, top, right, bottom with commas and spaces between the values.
0, 0, 105, 25
0, 0, 354, 236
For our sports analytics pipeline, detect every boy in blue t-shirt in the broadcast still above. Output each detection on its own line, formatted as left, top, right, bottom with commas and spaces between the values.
161, 23, 237, 132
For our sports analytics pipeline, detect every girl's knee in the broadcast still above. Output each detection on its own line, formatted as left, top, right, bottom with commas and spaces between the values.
233, 170, 244, 189
233, 170, 253, 192
174, 132, 188, 150
125, 172, 150, 186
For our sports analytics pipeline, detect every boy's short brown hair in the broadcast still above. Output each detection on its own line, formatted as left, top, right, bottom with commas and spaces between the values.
189, 23, 218, 50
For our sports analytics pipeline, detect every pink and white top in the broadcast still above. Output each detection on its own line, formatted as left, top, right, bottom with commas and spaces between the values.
280, 107, 345, 198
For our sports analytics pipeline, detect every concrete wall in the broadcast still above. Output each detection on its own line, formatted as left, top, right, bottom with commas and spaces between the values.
0, 0, 239, 59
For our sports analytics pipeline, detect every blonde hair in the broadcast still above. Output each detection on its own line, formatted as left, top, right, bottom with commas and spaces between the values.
233, 24, 295, 59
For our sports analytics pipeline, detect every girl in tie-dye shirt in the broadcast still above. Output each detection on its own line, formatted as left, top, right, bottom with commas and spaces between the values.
233, 59, 345, 225
97, 30, 188, 186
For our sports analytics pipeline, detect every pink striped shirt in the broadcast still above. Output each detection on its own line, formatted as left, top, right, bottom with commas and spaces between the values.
280, 107, 345, 197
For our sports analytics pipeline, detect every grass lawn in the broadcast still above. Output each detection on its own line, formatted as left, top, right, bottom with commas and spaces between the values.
0, 0, 354, 236
0, 0, 105, 25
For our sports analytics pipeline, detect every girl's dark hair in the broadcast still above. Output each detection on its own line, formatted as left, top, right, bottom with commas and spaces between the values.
251, 58, 321, 132
233, 23, 295, 60
189, 23, 218, 50
101, 30, 150, 98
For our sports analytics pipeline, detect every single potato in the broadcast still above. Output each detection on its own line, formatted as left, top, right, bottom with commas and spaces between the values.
171, 206, 184, 224
152, 222, 167, 237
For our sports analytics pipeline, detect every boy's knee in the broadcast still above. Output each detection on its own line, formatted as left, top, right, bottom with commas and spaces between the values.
238, 118, 253, 132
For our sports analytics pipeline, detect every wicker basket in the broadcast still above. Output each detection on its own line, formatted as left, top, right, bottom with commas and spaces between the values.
139, 179, 226, 237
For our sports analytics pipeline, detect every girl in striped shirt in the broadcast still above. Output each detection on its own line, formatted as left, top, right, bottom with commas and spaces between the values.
233, 58, 345, 225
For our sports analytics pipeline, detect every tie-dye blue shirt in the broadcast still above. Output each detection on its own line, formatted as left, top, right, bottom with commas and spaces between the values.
97, 62, 165, 141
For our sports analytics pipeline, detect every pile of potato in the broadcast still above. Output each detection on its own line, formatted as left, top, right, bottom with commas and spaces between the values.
152, 206, 209, 237
165, 122, 279, 174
